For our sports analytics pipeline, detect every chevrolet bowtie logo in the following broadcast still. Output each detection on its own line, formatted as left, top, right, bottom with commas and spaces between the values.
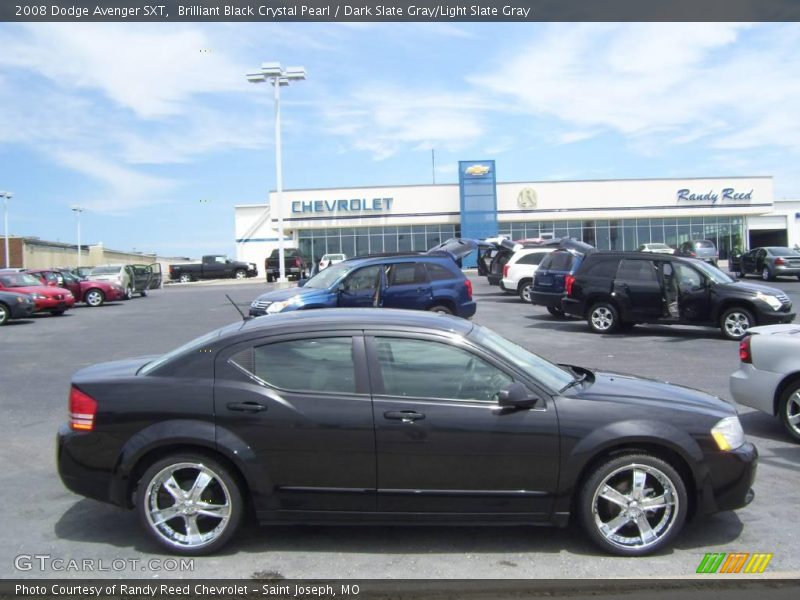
464, 165, 490, 176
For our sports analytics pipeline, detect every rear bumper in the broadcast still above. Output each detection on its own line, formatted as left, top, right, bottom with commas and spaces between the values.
774, 265, 800, 277
730, 364, 781, 415
57, 424, 117, 506
500, 278, 515, 292
459, 301, 477, 319
532, 290, 564, 308
698, 442, 758, 515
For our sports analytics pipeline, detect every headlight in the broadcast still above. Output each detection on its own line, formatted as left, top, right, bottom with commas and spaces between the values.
711, 416, 745, 451
32, 293, 47, 300
16, 296, 31, 303
266, 297, 301, 314
755, 292, 781, 310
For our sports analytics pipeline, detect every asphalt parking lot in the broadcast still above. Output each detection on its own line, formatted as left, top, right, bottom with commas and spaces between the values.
1, 274, 799, 579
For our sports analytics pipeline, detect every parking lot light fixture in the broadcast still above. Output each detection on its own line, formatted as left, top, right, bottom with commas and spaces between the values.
1, 191, 13, 269
247, 62, 306, 284
71, 206, 84, 268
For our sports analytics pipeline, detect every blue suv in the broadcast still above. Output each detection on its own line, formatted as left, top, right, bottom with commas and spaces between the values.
531, 239, 595, 316
249, 241, 479, 318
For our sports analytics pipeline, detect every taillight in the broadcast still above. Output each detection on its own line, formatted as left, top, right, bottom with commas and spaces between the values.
294, 257, 302, 267
69, 386, 97, 431
465, 279, 473, 300
688, 251, 697, 257
775, 257, 785, 266
503, 265, 510, 278
565, 274, 575, 297
739, 336, 752, 364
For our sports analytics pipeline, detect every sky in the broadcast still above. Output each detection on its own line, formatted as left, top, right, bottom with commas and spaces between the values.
1, 22, 799, 258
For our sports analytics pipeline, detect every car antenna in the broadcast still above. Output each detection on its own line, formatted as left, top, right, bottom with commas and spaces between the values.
225, 294, 251, 321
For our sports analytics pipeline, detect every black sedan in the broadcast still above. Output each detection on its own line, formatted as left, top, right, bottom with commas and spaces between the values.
57, 309, 756, 556
0, 289, 35, 325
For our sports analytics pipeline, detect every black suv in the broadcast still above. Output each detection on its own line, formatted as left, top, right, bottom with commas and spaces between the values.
561, 252, 795, 340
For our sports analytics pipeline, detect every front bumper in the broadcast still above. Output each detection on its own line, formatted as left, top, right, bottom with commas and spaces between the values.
698, 441, 758, 515
730, 364, 781, 415
753, 304, 796, 325
10, 301, 35, 319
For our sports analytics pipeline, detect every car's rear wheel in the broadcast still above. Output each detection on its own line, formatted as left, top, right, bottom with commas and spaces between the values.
778, 382, 800, 442
579, 454, 687, 556
546, 306, 565, 317
137, 454, 243, 556
84, 289, 105, 307
428, 304, 453, 315
179, 274, 192, 284
124, 286, 133, 300
50, 309, 65, 316
720, 307, 754, 340
0, 303, 9, 326
588, 302, 620, 334
518, 280, 533, 303
762, 267, 774, 281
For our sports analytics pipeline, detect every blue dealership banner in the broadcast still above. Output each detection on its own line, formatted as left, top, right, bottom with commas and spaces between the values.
458, 160, 498, 268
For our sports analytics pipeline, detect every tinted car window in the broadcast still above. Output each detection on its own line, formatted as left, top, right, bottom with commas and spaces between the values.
375, 337, 511, 402
425, 263, 456, 281
541, 251, 574, 271
695, 240, 714, 248
617, 259, 657, 281
673, 263, 704, 288
386, 263, 427, 285
583, 258, 619, 278
253, 337, 355, 394
344, 266, 382, 292
516, 252, 547, 266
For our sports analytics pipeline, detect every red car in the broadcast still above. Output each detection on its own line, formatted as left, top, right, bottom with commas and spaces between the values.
0, 271, 75, 315
27, 269, 125, 307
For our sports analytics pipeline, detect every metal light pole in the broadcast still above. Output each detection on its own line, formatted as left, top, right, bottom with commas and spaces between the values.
1, 191, 12, 268
71, 206, 84, 268
247, 62, 306, 283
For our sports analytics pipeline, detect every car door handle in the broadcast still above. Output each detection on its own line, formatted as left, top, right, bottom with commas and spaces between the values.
384, 410, 425, 423
226, 401, 267, 413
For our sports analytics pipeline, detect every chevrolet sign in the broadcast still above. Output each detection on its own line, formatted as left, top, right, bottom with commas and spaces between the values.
464, 165, 491, 176
291, 197, 393, 214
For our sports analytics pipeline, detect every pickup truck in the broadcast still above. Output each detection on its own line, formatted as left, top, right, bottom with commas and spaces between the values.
264, 248, 310, 282
169, 255, 258, 283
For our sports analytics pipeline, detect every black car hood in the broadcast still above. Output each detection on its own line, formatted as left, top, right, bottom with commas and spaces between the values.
721, 281, 785, 296
570, 369, 734, 417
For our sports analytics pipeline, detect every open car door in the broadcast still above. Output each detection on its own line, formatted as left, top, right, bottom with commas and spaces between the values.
128, 264, 154, 295
147, 263, 162, 289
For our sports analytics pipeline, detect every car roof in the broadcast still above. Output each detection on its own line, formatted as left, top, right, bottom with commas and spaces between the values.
226, 308, 475, 339
345, 252, 454, 265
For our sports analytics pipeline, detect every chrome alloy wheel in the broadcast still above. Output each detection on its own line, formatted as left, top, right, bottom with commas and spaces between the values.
144, 462, 232, 550
591, 464, 679, 551
785, 390, 800, 438
723, 311, 751, 338
591, 306, 614, 331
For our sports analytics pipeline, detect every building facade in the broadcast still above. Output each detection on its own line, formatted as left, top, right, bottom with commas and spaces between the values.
235, 169, 792, 274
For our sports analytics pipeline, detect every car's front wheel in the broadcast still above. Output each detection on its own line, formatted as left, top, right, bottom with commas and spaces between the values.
0, 302, 9, 326
84, 289, 105, 307
579, 453, 687, 556
137, 453, 243, 556
124, 286, 133, 300
588, 302, 620, 334
779, 382, 800, 443
234, 269, 247, 280
720, 306, 754, 340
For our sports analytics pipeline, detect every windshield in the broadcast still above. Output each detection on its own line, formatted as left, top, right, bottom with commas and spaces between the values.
692, 260, 735, 284
139, 329, 222, 375
768, 247, 799, 256
303, 263, 352, 289
91, 266, 122, 275
0, 273, 43, 287
470, 324, 575, 393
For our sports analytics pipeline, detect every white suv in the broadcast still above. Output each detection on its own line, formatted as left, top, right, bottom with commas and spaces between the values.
501, 248, 556, 302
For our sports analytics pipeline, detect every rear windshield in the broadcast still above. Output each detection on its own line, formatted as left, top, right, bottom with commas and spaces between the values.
694, 240, 715, 248
540, 251, 574, 271
767, 247, 799, 256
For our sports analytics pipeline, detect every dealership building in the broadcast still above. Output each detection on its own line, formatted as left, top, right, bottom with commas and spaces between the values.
234, 161, 799, 273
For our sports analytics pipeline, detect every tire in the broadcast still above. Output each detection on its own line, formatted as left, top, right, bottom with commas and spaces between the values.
84, 289, 105, 307
428, 304, 453, 315
140, 290, 147, 297
587, 302, 620, 334
234, 269, 247, 280
136, 453, 243, 556
518, 280, 533, 303
578, 453, 688, 556
124, 286, 133, 300
778, 381, 800, 443
737, 269, 746, 279
761, 267, 774, 281
179, 273, 192, 284
50, 309, 65, 316
546, 306, 565, 317
719, 306, 755, 341
0, 302, 9, 326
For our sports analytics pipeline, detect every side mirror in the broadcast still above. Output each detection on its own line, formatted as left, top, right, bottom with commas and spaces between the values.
498, 382, 539, 408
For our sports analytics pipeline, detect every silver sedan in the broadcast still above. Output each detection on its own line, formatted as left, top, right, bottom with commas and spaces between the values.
730, 324, 800, 442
